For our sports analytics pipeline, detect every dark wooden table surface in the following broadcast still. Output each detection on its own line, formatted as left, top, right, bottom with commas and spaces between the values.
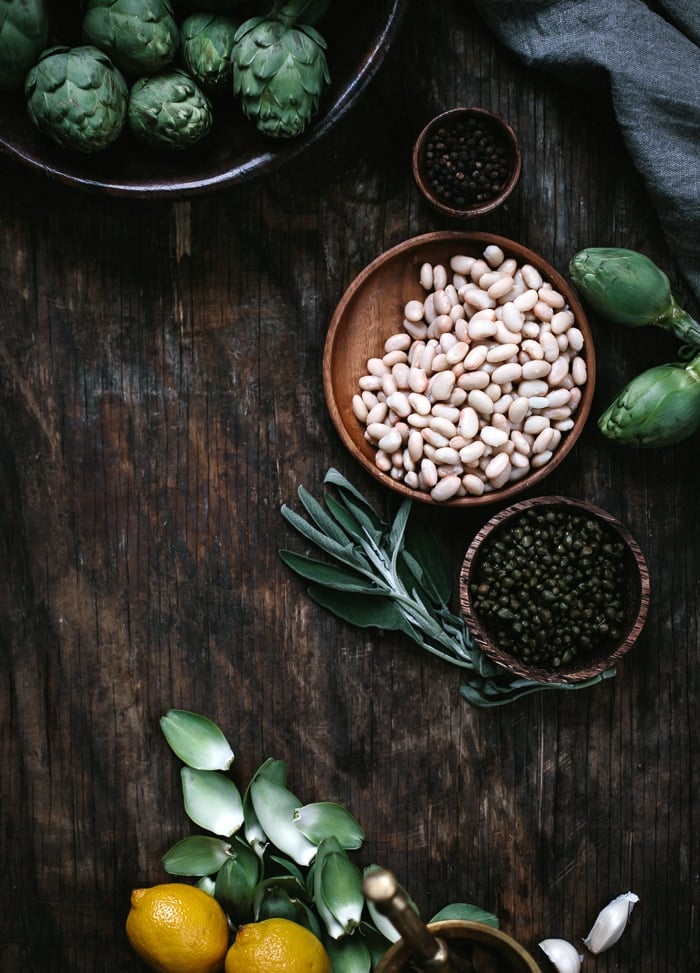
1, 2, 698, 971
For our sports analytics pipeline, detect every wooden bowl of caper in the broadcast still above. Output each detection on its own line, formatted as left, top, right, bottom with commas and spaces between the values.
459, 496, 650, 683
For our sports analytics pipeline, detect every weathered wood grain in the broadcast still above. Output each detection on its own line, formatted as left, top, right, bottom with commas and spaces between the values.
1, 1, 698, 970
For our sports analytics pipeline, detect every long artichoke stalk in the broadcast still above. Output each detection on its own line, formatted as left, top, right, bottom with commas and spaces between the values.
569, 247, 700, 350
598, 351, 700, 446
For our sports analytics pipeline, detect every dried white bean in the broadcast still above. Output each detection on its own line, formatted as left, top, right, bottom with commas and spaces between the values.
545, 388, 571, 408
359, 375, 383, 391
432, 403, 460, 422
511, 450, 530, 469
423, 427, 449, 449
568, 327, 584, 352
367, 402, 389, 425
462, 473, 486, 496
518, 378, 549, 397
378, 429, 402, 453
529, 396, 550, 409
531, 449, 553, 468
433, 290, 451, 316
468, 389, 495, 415
407, 412, 430, 428
435, 446, 461, 465
532, 427, 556, 453
458, 370, 490, 391
483, 245, 505, 267
459, 441, 486, 464
391, 362, 410, 388
514, 289, 539, 312
501, 302, 524, 333
403, 319, 428, 340
429, 370, 456, 401
521, 321, 541, 339
375, 449, 392, 472
491, 362, 522, 385
386, 391, 411, 418
446, 341, 470, 365
521, 338, 544, 360
459, 406, 480, 439
352, 394, 369, 422
430, 475, 461, 501
464, 288, 497, 311
385, 332, 412, 353
521, 359, 551, 381
481, 425, 509, 448
551, 309, 574, 334
470, 259, 490, 283
404, 300, 424, 323
419, 262, 433, 290
548, 356, 569, 385
507, 396, 530, 424
485, 452, 510, 480
404, 471, 419, 489
572, 356, 587, 385
520, 264, 543, 289
420, 457, 438, 487
538, 286, 565, 308
511, 430, 531, 455
487, 342, 519, 363
430, 416, 458, 439
488, 275, 515, 300
408, 430, 424, 463
523, 415, 550, 435
450, 254, 475, 275
433, 264, 448, 291
381, 374, 397, 397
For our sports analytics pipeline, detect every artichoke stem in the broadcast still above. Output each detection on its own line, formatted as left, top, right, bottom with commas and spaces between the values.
657, 295, 700, 349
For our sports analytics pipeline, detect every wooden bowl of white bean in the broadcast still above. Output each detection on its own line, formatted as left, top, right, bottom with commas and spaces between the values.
459, 496, 650, 683
323, 231, 595, 506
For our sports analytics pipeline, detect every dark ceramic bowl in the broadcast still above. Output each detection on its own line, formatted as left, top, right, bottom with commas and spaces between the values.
413, 106, 522, 218
0, 1, 408, 197
459, 496, 650, 683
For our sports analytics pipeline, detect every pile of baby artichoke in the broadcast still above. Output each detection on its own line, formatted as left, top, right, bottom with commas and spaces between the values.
158, 709, 498, 971
3, 0, 331, 153
569, 248, 700, 447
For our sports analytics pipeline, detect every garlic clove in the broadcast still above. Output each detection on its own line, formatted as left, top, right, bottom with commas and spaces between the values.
583, 891, 640, 954
539, 938, 583, 973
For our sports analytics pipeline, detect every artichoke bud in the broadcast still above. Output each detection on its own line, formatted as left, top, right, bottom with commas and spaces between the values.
82, 0, 179, 76
160, 709, 234, 770
569, 247, 672, 327
214, 843, 263, 924
180, 13, 239, 92
293, 801, 365, 850
180, 767, 244, 836
312, 837, 364, 939
0, 0, 49, 91
128, 69, 213, 149
598, 356, 700, 446
161, 834, 233, 876
232, 13, 330, 138
25, 45, 128, 154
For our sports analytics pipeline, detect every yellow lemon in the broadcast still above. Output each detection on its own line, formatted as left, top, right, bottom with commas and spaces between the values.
224, 917, 331, 973
125, 882, 230, 973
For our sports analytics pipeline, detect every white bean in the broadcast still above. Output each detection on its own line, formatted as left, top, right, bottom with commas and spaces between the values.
518, 379, 549, 398
481, 425, 509, 448
429, 370, 456, 401
483, 245, 505, 267
367, 402, 388, 425
419, 262, 433, 291
430, 475, 461, 502
459, 406, 480, 439
572, 356, 588, 385
385, 332, 412, 353
450, 254, 475, 275
462, 473, 486, 496
521, 359, 551, 380
433, 265, 448, 291
459, 441, 486, 464
468, 389, 495, 415
513, 289, 539, 312
404, 300, 424, 323
421, 457, 438, 487
458, 370, 490, 391
487, 342, 519, 363
521, 264, 543, 289
523, 415, 550, 435
507, 396, 530, 425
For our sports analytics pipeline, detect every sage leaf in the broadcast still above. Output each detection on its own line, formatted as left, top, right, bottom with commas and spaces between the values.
160, 709, 234, 771
307, 586, 416, 633
281, 505, 358, 566
279, 551, 379, 593
162, 835, 232, 876
430, 903, 500, 927
181, 768, 244, 837
296, 484, 355, 545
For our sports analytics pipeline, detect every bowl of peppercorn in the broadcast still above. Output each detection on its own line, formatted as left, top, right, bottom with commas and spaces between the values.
412, 107, 522, 218
459, 496, 650, 683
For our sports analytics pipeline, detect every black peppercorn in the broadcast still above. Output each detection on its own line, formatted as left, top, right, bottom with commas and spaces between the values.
423, 114, 513, 209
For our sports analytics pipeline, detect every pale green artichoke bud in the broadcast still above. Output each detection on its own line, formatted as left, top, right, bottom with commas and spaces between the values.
598, 355, 700, 446
0, 0, 49, 90
180, 12, 238, 92
232, 8, 330, 138
128, 69, 213, 149
569, 247, 700, 348
25, 45, 128, 153
82, 0, 179, 76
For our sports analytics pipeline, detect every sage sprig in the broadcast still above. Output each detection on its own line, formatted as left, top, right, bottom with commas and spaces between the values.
280, 469, 615, 707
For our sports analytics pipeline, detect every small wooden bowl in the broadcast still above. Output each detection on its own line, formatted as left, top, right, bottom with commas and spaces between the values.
459, 496, 650, 683
323, 231, 596, 507
412, 107, 522, 218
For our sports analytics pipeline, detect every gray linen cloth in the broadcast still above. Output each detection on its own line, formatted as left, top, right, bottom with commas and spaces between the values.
471, 0, 700, 303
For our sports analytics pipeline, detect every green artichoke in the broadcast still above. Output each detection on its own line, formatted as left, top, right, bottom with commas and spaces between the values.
127, 69, 213, 148
232, 1, 330, 138
180, 12, 238, 92
82, 0, 179, 76
569, 247, 700, 349
25, 45, 128, 153
598, 354, 700, 446
0, 0, 49, 91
